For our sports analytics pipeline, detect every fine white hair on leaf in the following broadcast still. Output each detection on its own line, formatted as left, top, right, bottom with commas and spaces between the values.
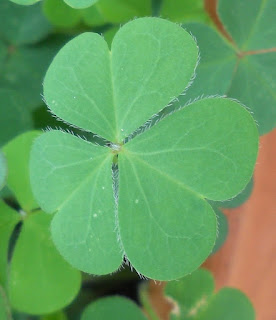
227, 97, 259, 127
40, 98, 111, 146
111, 161, 126, 257
123, 256, 149, 280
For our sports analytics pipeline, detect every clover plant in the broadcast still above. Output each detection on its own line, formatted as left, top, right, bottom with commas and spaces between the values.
1, 0, 272, 318
178, 0, 276, 135
165, 268, 255, 319
81, 296, 147, 320
79, 268, 255, 319
43, 0, 151, 28
160, 0, 210, 24
30, 17, 258, 281
9, 0, 98, 9
0, 132, 81, 315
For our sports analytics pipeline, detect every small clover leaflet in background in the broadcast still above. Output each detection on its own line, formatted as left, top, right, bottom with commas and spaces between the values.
30, 17, 258, 280
0, 131, 81, 315
81, 296, 147, 320
43, 0, 151, 32
8, 0, 98, 8
165, 268, 255, 319
179, 0, 276, 135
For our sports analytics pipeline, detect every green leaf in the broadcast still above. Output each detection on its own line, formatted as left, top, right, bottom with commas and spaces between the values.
43, 0, 105, 28
30, 130, 123, 274
179, 23, 236, 103
165, 269, 255, 320
64, 0, 98, 9
197, 288, 255, 320
43, 0, 82, 28
0, 0, 51, 46
40, 311, 67, 320
181, 19, 276, 135
9, 0, 40, 5
31, 18, 259, 280
44, 0, 151, 28
82, 4, 106, 26
119, 97, 257, 279
0, 151, 7, 190
3, 131, 41, 213
165, 269, 214, 319
0, 201, 20, 287
96, 0, 151, 24
44, 17, 198, 142
210, 207, 228, 254
218, 0, 276, 51
81, 296, 147, 320
8, 211, 81, 315
216, 0, 276, 134
160, 0, 210, 24
124, 98, 258, 201
228, 53, 276, 134
212, 178, 254, 209
0, 89, 33, 147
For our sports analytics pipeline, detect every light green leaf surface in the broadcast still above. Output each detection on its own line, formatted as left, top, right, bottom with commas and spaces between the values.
118, 153, 216, 280
0, 0, 51, 46
64, 0, 98, 9
3, 131, 41, 213
9, 0, 40, 5
43, 0, 150, 28
124, 98, 258, 201
41, 311, 67, 320
166, 269, 255, 320
30, 130, 123, 274
81, 296, 147, 320
43, 0, 105, 28
8, 211, 81, 315
44, 18, 198, 142
160, 0, 210, 23
119, 97, 257, 279
0, 89, 33, 147
0, 152, 7, 190
0, 201, 20, 286
43, 0, 82, 28
96, 0, 151, 24
218, 0, 276, 51
82, 4, 106, 26
211, 207, 228, 254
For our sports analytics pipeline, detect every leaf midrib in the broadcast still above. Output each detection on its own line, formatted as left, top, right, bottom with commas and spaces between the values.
124, 151, 204, 200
